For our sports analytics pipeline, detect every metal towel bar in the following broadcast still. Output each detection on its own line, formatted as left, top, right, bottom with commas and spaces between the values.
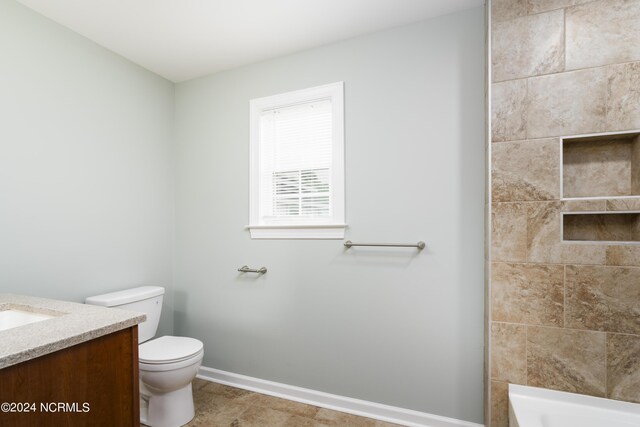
238, 265, 267, 274
344, 240, 425, 250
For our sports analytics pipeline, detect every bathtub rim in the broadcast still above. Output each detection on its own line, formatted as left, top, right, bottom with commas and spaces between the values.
508, 384, 640, 427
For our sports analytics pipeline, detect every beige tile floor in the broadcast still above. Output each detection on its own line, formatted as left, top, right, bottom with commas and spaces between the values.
187, 378, 402, 427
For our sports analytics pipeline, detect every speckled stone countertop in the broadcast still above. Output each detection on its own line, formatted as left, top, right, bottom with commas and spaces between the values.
0, 294, 145, 369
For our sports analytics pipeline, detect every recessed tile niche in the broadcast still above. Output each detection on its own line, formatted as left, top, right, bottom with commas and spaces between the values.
562, 131, 640, 243
563, 212, 640, 242
562, 132, 640, 198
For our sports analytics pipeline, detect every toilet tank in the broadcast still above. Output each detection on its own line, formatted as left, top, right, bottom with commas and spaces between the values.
85, 286, 164, 343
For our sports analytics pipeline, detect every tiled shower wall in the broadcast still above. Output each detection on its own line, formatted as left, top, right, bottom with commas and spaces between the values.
489, 0, 640, 426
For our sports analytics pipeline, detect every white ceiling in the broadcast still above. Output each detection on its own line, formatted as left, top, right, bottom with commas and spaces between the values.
17, 0, 484, 82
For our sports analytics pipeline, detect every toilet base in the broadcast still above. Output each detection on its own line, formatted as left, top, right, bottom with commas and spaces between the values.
140, 382, 195, 427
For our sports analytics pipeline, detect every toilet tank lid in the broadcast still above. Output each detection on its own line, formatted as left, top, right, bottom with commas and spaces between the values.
85, 286, 165, 307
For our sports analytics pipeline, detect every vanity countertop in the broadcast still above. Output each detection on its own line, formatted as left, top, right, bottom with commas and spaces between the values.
0, 294, 145, 369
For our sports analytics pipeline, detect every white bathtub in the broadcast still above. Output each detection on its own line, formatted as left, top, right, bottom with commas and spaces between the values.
508, 384, 640, 427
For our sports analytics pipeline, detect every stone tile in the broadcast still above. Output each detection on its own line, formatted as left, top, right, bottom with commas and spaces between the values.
189, 412, 240, 427
491, 322, 527, 383
250, 394, 319, 418
633, 137, 640, 196
527, 68, 607, 138
233, 392, 262, 406
200, 381, 253, 399
566, 0, 640, 70
492, 139, 560, 202
492, 80, 527, 142
607, 333, 640, 403
606, 246, 640, 266
526, 201, 563, 262
283, 415, 332, 427
192, 390, 231, 413
492, 203, 528, 262
526, 202, 606, 264
607, 62, 640, 132
606, 198, 640, 211
187, 385, 388, 427
492, 263, 564, 326
189, 391, 251, 426
235, 406, 292, 427
492, 10, 564, 82
490, 381, 509, 427
563, 138, 634, 198
527, 0, 593, 14
527, 326, 606, 397
210, 395, 249, 416
193, 377, 209, 391
373, 421, 403, 427
561, 200, 606, 212
492, 0, 527, 22
315, 408, 377, 426
565, 265, 640, 334
560, 243, 607, 265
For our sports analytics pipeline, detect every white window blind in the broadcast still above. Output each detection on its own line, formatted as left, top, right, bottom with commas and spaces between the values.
249, 82, 345, 239
259, 100, 332, 221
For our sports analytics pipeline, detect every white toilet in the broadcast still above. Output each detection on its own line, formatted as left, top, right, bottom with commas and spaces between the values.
86, 286, 203, 427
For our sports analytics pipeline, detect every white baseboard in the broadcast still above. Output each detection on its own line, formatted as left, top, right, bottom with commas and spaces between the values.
197, 366, 483, 427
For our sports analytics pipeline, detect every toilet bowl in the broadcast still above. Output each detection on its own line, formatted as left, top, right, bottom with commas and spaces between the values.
139, 336, 204, 427
86, 286, 203, 427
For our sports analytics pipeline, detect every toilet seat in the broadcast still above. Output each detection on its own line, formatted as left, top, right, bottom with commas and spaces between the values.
139, 349, 203, 372
139, 336, 204, 364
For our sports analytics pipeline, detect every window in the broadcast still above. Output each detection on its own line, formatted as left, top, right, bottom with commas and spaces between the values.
248, 82, 345, 239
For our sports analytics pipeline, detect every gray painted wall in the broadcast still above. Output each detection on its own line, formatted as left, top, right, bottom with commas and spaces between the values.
0, 0, 175, 335
174, 7, 485, 423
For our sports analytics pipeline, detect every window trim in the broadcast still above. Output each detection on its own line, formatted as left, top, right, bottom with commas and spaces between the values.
248, 82, 345, 239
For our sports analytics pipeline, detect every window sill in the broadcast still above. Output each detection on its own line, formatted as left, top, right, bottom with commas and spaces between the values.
247, 224, 346, 239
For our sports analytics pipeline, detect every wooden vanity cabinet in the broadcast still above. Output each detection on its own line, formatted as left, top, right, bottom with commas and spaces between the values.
0, 327, 139, 427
